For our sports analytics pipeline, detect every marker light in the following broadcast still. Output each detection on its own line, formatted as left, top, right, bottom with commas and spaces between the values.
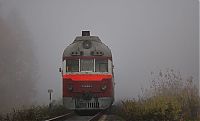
67, 85, 73, 91
101, 84, 107, 91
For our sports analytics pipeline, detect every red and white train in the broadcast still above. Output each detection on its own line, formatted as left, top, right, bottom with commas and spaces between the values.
61, 31, 114, 111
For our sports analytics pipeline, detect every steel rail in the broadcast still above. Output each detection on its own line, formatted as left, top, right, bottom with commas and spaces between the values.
45, 112, 74, 121
88, 110, 106, 121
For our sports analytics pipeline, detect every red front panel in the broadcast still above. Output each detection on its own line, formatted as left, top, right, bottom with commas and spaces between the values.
63, 74, 112, 81
63, 74, 113, 97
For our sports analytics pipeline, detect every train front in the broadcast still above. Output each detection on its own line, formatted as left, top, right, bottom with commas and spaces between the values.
62, 31, 114, 111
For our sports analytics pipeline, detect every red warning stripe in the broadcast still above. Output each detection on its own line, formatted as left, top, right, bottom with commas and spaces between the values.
63, 74, 112, 81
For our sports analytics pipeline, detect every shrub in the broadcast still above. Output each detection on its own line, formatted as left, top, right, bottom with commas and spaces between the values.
119, 96, 181, 121
0, 104, 69, 121
117, 69, 200, 121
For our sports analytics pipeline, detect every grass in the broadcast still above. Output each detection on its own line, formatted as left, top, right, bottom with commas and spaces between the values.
116, 69, 200, 121
0, 104, 70, 121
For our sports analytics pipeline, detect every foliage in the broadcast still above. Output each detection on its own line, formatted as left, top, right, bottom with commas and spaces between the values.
118, 96, 181, 121
0, 104, 69, 121
117, 69, 200, 121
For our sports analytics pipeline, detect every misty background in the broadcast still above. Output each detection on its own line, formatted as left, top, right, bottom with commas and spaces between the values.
0, 0, 198, 112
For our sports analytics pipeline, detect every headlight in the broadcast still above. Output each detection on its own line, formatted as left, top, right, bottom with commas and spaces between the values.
67, 85, 73, 91
101, 84, 107, 91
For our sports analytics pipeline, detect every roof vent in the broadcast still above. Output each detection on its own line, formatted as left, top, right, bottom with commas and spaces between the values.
82, 31, 90, 36
71, 51, 83, 56
91, 50, 104, 56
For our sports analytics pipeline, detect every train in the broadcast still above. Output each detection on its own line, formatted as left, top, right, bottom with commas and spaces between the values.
60, 31, 114, 111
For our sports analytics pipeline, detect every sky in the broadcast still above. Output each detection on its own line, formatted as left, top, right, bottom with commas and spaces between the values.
0, 0, 198, 104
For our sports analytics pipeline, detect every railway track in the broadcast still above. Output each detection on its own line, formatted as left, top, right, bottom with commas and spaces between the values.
45, 112, 74, 121
45, 110, 105, 121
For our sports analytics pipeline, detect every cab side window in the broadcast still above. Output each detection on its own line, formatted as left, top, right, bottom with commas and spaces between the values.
66, 59, 79, 72
95, 59, 108, 72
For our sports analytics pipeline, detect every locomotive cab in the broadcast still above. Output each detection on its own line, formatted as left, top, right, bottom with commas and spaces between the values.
61, 31, 114, 111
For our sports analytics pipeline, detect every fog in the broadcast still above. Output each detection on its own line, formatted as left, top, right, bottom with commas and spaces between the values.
0, 0, 198, 108
0, 9, 37, 112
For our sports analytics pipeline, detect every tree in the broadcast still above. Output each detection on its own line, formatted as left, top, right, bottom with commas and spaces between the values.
0, 12, 37, 112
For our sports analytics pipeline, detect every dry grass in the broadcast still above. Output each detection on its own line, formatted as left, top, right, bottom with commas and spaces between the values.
117, 69, 200, 121
0, 104, 69, 121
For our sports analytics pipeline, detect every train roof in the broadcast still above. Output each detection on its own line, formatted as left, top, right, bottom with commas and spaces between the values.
63, 31, 112, 58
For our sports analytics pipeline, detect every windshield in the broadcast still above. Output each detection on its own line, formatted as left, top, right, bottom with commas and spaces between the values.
95, 59, 108, 72
66, 59, 79, 72
81, 59, 94, 72
66, 59, 108, 73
